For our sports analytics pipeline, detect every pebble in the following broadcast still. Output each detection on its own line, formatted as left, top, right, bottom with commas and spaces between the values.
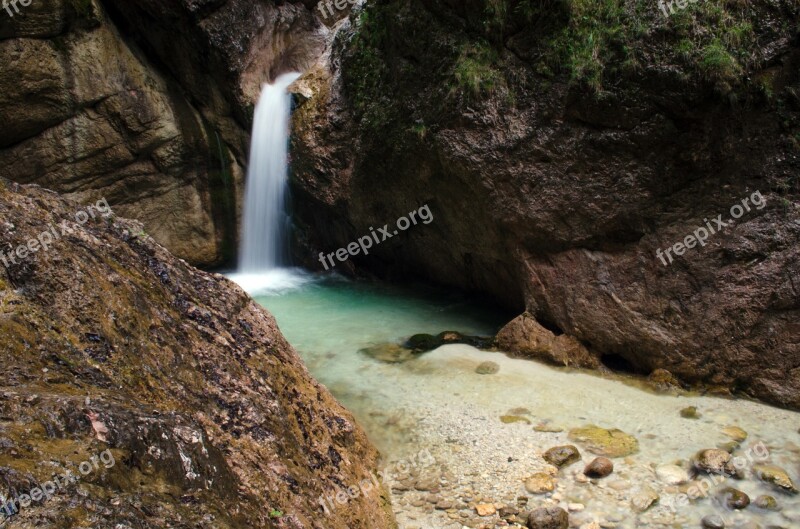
655, 464, 690, 485
701, 514, 725, 529
526, 506, 569, 529
584, 457, 613, 478
544, 445, 581, 468
525, 473, 556, 494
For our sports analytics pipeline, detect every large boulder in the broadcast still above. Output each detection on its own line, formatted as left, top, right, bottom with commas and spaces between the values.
0, 180, 395, 529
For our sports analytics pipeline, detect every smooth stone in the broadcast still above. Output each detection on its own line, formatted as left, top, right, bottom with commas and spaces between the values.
656, 464, 690, 485
584, 457, 614, 478
719, 487, 750, 509
476, 361, 500, 375
525, 473, 556, 494
501, 415, 531, 424
680, 406, 700, 419
722, 426, 748, 442
753, 464, 798, 494
701, 514, 725, 529
526, 506, 569, 529
543, 445, 581, 468
631, 486, 659, 512
693, 449, 737, 476
567, 425, 639, 457
358, 343, 416, 363
475, 503, 496, 516
753, 494, 780, 511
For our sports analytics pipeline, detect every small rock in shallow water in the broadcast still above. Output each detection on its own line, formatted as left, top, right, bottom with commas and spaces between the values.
584, 457, 613, 478
524, 473, 556, 494
568, 425, 639, 457
693, 449, 737, 476
655, 464, 690, 485
701, 514, 725, 529
475, 503, 496, 516
680, 406, 700, 419
358, 343, 416, 363
501, 415, 531, 424
719, 487, 750, 509
475, 361, 499, 374
721, 426, 748, 442
526, 506, 568, 529
753, 494, 780, 511
630, 486, 659, 512
753, 464, 798, 494
543, 445, 581, 468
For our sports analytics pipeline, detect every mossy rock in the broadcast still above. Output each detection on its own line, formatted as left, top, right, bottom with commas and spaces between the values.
568, 425, 639, 458
500, 415, 530, 424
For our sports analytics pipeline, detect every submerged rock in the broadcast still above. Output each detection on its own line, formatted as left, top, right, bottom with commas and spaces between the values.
693, 449, 738, 477
753, 494, 780, 511
655, 464, 690, 485
648, 369, 683, 392
584, 457, 614, 478
526, 506, 569, 529
476, 361, 500, 374
567, 425, 639, 457
501, 415, 531, 424
753, 464, 799, 494
701, 514, 726, 529
543, 445, 581, 468
524, 473, 556, 494
359, 343, 417, 363
722, 426, 748, 442
630, 486, 659, 512
534, 423, 564, 433
404, 331, 493, 353
719, 487, 750, 509
680, 406, 701, 419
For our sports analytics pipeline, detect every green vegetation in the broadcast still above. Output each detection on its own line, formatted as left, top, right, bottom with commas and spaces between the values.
269, 509, 283, 518
451, 42, 505, 99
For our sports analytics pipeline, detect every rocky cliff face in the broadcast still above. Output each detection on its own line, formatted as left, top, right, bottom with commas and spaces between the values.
0, 180, 395, 529
290, 0, 800, 408
0, 0, 328, 267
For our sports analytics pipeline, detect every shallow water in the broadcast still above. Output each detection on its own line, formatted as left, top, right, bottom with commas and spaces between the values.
249, 271, 800, 529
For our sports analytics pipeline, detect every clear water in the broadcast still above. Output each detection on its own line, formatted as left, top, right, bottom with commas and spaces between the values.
250, 271, 800, 529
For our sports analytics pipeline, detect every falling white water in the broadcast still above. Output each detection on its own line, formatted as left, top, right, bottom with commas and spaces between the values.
230, 72, 315, 294
239, 71, 301, 271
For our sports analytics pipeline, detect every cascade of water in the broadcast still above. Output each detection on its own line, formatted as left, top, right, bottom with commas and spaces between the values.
238, 71, 302, 272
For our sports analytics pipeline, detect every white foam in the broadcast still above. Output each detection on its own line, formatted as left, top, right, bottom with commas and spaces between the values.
227, 267, 315, 296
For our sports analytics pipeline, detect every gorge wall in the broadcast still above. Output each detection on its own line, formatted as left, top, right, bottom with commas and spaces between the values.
289, 0, 800, 409
0, 0, 328, 267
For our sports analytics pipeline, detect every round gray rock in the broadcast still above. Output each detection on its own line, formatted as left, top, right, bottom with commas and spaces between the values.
527, 506, 568, 529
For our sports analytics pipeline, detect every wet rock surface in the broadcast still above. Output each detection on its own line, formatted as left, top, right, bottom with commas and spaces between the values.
0, 182, 395, 529
290, 0, 800, 411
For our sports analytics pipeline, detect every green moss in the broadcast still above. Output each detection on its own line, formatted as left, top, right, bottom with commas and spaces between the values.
699, 40, 740, 82
451, 42, 505, 99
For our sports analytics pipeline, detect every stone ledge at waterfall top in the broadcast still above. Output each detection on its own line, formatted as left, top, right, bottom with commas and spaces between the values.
0, 180, 395, 529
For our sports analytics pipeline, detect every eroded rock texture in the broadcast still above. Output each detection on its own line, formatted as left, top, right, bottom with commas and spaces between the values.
290, 0, 800, 408
0, 0, 328, 267
0, 180, 395, 529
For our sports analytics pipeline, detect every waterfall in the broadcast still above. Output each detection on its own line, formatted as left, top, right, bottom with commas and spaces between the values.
239, 71, 302, 272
